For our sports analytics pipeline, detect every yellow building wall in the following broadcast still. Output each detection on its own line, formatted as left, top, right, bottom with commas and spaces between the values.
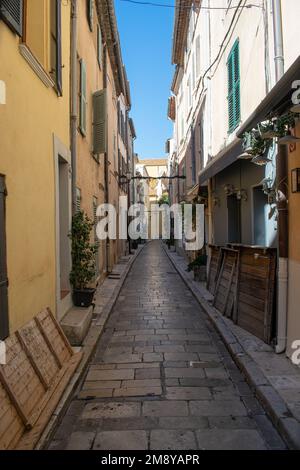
106, 53, 124, 268
76, 0, 105, 277
0, 2, 70, 332
287, 121, 300, 356
76, 0, 127, 276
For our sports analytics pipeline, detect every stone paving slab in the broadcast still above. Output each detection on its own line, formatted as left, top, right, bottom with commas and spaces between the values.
196, 429, 267, 450
165, 244, 300, 449
150, 430, 198, 450
94, 430, 148, 450
49, 241, 287, 450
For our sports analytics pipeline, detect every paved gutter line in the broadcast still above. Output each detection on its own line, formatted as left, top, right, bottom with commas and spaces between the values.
36, 244, 146, 450
163, 245, 300, 450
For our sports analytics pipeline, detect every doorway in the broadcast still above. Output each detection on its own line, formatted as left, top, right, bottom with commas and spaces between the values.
252, 186, 268, 246
54, 135, 72, 319
58, 157, 70, 299
227, 195, 241, 243
0, 176, 9, 340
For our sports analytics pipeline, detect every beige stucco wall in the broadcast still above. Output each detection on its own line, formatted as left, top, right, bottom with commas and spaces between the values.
281, 0, 300, 71
106, 51, 124, 268
76, 0, 105, 276
0, 2, 70, 331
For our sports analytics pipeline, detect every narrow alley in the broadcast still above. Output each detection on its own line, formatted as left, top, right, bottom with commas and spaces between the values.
49, 241, 285, 451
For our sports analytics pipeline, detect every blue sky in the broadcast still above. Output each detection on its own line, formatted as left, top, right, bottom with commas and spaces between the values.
115, 0, 174, 159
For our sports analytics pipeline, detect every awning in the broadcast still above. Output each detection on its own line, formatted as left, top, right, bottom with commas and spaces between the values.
198, 139, 243, 185
237, 55, 300, 137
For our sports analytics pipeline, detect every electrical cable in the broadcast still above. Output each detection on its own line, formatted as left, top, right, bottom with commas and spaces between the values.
119, 0, 262, 10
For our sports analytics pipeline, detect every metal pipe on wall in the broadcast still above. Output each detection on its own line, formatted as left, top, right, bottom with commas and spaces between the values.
103, 44, 110, 273
70, 0, 77, 215
271, 0, 288, 354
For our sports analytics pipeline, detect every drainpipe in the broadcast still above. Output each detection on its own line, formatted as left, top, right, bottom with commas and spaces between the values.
103, 44, 110, 273
70, 0, 77, 215
272, 0, 284, 82
271, 0, 288, 354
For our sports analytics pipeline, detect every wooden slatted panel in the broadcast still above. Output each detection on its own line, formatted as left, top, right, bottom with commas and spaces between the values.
213, 249, 238, 316
1, 335, 45, 420
0, 380, 24, 450
233, 246, 276, 343
18, 320, 59, 387
207, 245, 222, 295
0, 308, 82, 449
36, 309, 72, 364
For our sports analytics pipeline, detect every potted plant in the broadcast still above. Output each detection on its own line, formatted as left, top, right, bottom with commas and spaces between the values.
187, 254, 208, 282
69, 211, 98, 308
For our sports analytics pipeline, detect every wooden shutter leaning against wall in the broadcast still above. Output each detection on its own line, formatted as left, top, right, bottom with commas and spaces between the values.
0, 176, 9, 340
0, 0, 23, 37
93, 89, 107, 154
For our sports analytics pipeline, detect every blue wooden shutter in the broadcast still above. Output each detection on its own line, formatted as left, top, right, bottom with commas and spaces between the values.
227, 40, 240, 133
0, 0, 23, 36
80, 59, 87, 136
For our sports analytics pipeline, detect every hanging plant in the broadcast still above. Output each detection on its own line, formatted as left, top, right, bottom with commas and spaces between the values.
242, 111, 300, 157
242, 127, 272, 157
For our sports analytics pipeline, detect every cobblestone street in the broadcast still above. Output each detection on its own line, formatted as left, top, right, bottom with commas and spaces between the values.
49, 241, 286, 450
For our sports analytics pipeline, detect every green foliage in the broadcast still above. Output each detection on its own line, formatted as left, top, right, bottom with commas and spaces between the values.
242, 112, 300, 157
187, 254, 208, 272
69, 211, 98, 290
158, 194, 170, 206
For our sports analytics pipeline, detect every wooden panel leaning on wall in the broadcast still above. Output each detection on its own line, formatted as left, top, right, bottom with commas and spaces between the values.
0, 308, 83, 450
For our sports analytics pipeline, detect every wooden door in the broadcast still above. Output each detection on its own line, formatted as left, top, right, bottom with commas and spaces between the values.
0, 176, 9, 339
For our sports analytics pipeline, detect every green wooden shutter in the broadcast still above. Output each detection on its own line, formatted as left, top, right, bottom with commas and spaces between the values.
227, 40, 241, 133
87, 0, 93, 32
93, 89, 107, 154
0, 0, 23, 36
80, 59, 87, 136
0, 176, 9, 340
97, 24, 102, 68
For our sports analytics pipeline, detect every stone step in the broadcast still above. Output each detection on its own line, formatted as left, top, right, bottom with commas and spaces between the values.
61, 306, 93, 346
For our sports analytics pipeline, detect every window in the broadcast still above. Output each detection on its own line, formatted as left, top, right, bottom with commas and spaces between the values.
187, 75, 192, 110
199, 116, 204, 170
20, 0, 62, 94
192, 53, 196, 91
50, 0, 62, 96
227, 40, 241, 133
79, 59, 87, 136
76, 188, 81, 212
191, 128, 196, 185
195, 35, 200, 78
93, 89, 107, 154
97, 24, 102, 68
113, 132, 117, 169
0, 0, 23, 36
87, 0, 93, 32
